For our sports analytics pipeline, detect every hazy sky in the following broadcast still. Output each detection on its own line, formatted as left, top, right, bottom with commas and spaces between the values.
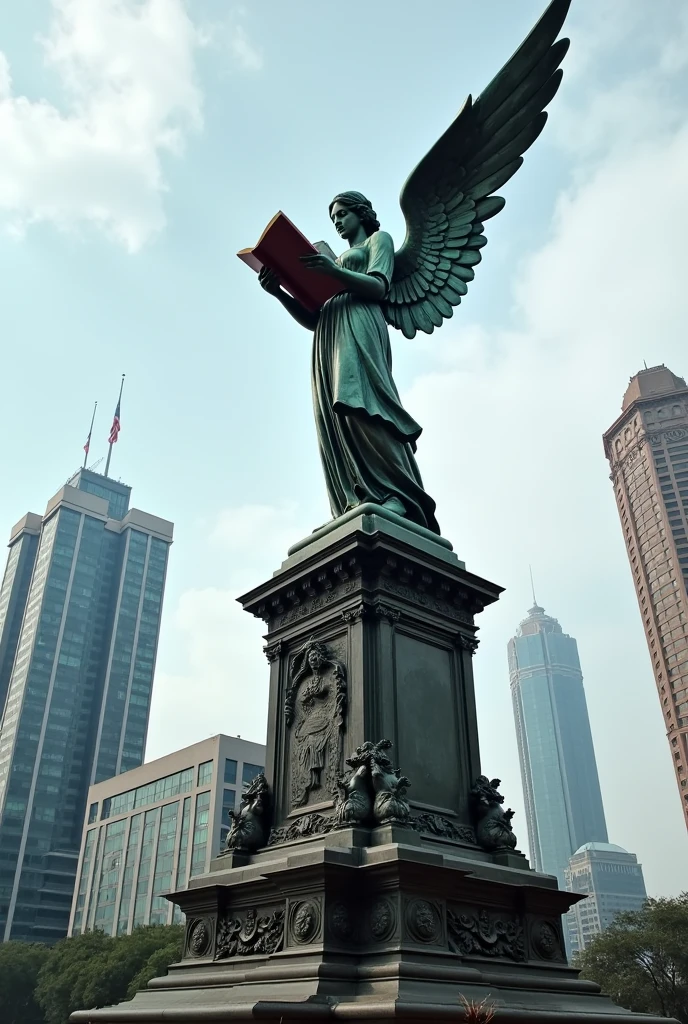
1, 0, 687, 900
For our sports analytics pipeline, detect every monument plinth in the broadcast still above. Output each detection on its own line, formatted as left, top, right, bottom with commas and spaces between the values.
72, 512, 675, 1023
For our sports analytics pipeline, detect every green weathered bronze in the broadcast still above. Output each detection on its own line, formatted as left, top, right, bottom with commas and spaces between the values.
259, 0, 570, 536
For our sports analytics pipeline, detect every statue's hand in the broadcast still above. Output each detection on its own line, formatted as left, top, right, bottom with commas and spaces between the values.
300, 253, 339, 277
259, 266, 282, 296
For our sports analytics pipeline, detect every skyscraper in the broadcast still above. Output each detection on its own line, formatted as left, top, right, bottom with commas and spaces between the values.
603, 365, 688, 831
565, 843, 647, 955
0, 469, 173, 943
508, 602, 608, 886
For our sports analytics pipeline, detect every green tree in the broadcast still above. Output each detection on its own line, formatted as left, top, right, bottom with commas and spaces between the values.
0, 941, 50, 1024
577, 894, 688, 1022
35, 925, 184, 1024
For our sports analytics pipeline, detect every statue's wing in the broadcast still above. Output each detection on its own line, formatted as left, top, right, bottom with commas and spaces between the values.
384, 0, 570, 339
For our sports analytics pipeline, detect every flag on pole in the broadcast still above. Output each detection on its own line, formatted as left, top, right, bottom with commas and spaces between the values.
108, 400, 121, 445
83, 433, 91, 455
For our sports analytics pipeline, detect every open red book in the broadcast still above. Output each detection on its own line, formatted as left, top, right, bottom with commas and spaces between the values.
237, 212, 343, 312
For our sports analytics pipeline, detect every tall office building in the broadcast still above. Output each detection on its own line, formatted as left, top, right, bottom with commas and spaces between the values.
0, 469, 173, 943
603, 365, 688, 831
508, 602, 608, 886
68, 735, 265, 937
565, 843, 647, 955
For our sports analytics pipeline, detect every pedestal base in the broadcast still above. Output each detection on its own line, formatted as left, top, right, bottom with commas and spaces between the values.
70, 510, 676, 1023
72, 832, 671, 1023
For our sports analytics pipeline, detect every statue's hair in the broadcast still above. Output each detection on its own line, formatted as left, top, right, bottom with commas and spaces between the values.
329, 191, 380, 236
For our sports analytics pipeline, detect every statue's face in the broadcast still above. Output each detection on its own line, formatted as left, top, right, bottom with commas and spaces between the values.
331, 201, 361, 241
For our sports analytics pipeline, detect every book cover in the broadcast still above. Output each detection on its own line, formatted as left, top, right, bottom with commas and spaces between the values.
238, 212, 344, 312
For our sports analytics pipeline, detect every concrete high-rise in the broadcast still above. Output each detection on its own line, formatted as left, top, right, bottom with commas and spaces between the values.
68, 735, 265, 937
603, 365, 688, 831
565, 843, 647, 955
508, 603, 608, 886
0, 469, 173, 943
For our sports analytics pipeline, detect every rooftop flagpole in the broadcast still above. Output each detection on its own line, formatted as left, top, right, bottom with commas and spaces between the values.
82, 401, 98, 469
104, 375, 125, 478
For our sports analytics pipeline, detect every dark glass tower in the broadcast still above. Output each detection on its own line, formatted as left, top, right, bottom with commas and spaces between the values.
0, 469, 173, 943
508, 602, 608, 886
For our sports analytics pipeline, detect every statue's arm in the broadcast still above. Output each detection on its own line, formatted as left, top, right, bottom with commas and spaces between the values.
300, 252, 386, 302
258, 266, 319, 331
276, 290, 320, 331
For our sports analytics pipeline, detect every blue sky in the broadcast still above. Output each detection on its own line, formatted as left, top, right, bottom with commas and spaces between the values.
1, 0, 688, 898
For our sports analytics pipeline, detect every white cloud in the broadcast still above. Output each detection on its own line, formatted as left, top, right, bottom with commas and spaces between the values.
0, 0, 260, 249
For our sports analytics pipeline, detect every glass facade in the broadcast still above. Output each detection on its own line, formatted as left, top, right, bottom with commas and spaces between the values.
566, 843, 647, 954
508, 604, 608, 888
70, 739, 265, 936
0, 527, 39, 714
0, 476, 172, 943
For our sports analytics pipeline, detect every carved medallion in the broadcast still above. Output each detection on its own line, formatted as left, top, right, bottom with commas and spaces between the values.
290, 900, 321, 945
406, 899, 442, 944
214, 907, 285, 960
447, 908, 525, 962
531, 920, 563, 961
187, 919, 211, 957
286, 638, 347, 811
369, 898, 395, 942
329, 902, 354, 943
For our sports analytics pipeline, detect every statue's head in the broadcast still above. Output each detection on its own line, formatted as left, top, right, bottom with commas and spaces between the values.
329, 191, 380, 240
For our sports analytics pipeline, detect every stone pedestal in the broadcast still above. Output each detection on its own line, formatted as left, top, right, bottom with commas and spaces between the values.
72, 508, 676, 1024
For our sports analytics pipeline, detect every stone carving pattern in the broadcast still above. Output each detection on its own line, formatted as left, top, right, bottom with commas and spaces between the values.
448, 908, 525, 962
531, 919, 564, 961
290, 899, 321, 945
214, 907, 285, 960
405, 898, 442, 944
222, 773, 270, 853
286, 637, 347, 810
411, 812, 476, 845
458, 633, 480, 655
268, 579, 358, 628
369, 898, 396, 942
336, 739, 410, 827
470, 776, 517, 852
268, 811, 337, 846
341, 600, 401, 624
263, 640, 283, 663
379, 577, 473, 623
187, 919, 211, 958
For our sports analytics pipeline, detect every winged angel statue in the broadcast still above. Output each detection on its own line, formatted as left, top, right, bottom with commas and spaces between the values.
259, 0, 570, 537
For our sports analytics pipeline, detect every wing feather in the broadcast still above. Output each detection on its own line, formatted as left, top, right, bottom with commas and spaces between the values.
384, 0, 570, 338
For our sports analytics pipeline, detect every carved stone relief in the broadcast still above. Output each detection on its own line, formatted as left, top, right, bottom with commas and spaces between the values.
214, 906, 285, 960
286, 637, 347, 811
531, 919, 565, 962
289, 899, 322, 945
405, 898, 443, 944
186, 918, 211, 958
448, 907, 525, 962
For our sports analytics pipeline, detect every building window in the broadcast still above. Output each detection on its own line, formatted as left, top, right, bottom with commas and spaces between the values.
197, 761, 213, 787
222, 789, 236, 828
224, 759, 237, 785
190, 791, 211, 878
88, 802, 98, 824
242, 763, 264, 786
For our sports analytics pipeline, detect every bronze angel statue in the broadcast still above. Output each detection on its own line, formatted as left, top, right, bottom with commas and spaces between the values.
258, 0, 570, 537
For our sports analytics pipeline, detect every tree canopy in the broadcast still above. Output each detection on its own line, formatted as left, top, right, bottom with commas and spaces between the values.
6, 923, 186, 1024
576, 894, 688, 1022
0, 941, 51, 1024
